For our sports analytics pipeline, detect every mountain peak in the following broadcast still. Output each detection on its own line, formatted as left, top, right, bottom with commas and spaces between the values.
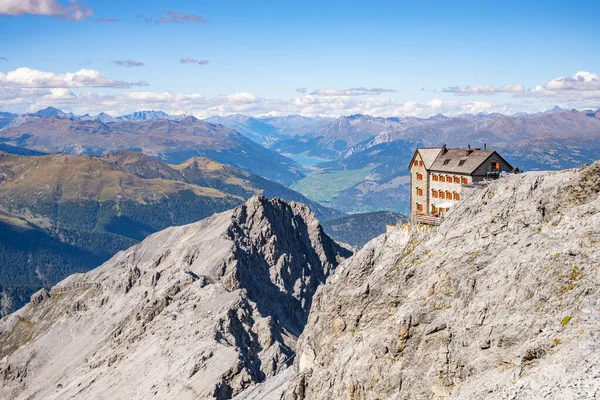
0, 196, 350, 399
31, 106, 72, 118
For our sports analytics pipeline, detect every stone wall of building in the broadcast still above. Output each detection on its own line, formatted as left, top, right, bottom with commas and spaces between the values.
429, 172, 470, 213
409, 153, 430, 215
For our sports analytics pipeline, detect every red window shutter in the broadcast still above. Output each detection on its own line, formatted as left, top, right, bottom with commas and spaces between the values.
414, 160, 418, 166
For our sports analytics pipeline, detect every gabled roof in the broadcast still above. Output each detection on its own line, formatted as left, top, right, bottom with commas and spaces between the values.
408, 147, 441, 170
429, 149, 498, 174
418, 148, 442, 169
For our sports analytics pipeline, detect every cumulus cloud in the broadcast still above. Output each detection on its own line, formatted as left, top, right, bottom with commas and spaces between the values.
0, 67, 148, 88
517, 71, 600, 104
442, 84, 525, 95
0, 0, 93, 21
311, 87, 396, 96
111, 60, 145, 68
296, 87, 307, 94
96, 17, 119, 23
198, 60, 209, 65
542, 71, 600, 91
0, 85, 541, 118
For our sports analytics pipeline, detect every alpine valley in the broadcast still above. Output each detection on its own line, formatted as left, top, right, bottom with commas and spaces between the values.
0, 150, 343, 315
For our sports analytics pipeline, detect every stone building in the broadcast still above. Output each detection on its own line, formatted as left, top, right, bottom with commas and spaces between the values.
409, 144, 513, 224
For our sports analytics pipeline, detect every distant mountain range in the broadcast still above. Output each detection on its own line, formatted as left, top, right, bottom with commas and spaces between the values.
1, 106, 599, 214
0, 151, 342, 315
0, 111, 303, 186
206, 107, 600, 213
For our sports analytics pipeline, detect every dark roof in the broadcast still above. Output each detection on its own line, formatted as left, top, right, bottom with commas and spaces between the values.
429, 149, 496, 174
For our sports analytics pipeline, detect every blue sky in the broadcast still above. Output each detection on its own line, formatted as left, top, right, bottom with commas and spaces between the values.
0, 0, 599, 117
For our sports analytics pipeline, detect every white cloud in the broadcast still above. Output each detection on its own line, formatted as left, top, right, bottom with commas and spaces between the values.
445, 72, 600, 106
0, 0, 93, 21
0, 86, 542, 118
543, 71, 600, 91
442, 84, 525, 95
0, 67, 148, 88
517, 71, 600, 105
310, 87, 396, 96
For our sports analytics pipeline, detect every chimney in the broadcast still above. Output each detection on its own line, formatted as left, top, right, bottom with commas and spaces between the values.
484, 143, 487, 151
467, 143, 473, 155
442, 143, 447, 154
468, 144, 471, 150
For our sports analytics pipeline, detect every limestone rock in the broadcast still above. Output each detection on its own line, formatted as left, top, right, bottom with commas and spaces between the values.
0, 196, 351, 400
284, 162, 600, 399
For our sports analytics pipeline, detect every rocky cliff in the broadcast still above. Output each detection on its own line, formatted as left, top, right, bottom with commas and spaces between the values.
0, 197, 351, 400
280, 162, 599, 399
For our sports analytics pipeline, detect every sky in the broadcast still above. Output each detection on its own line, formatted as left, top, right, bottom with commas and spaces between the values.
0, 0, 599, 117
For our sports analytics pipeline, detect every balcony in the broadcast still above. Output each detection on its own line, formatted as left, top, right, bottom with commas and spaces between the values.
411, 213, 444, 226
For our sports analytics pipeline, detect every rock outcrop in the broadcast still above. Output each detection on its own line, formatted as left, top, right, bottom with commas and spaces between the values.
0, 196, 351, 400
282, 162, 600, 399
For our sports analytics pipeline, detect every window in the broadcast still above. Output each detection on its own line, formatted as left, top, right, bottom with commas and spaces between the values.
454, 193, 461, 200
417, 173, 423, 181
419, 160, 423, 167
440, 191, 445, 199
413, 160, 418, 167
453, 176, 460, 183
443, 159, 450, 165
461, 177, 468, 184
440, 175, 446, 182
433, 174, 439, 181
417, 188, 423, 196
446, 191, 452, 199
447, 175, 452, 182
432, 190, 438, 198
458, 159, 466, 166
417, 203, 423, 212
433, 207, 438, 214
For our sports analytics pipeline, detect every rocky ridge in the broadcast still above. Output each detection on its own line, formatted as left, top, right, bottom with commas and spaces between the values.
0, 196, 351, 399
279, 162, 600, 399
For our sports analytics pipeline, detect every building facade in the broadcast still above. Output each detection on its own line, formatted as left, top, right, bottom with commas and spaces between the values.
409, 145, 513, 222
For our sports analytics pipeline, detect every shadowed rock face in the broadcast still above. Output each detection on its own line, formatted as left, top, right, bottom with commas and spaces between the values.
0, 196, 351, 400
276, 162, 600, 400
